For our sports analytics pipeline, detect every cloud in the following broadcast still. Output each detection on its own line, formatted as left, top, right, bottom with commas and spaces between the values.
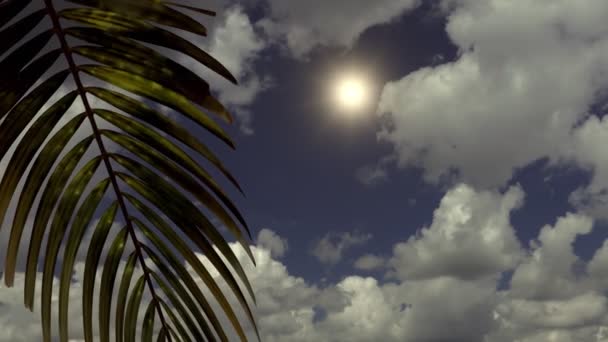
388, 183, 524, 281
566, 116, 608, 219
355, 164, 389, 187
256, 228, 288, 258
5, 183, 608, 341
201, 185, 607, 342
500, 293, 607, 330
355, 155, 396, 187
311, 231, 372, 266
509, 213, 594, 300
0, 259, 147, 341
201, 236, 499, 342
257, 0, 421, 58
353, 254, 386, 271
376, 0, 608, 197
195, 204, 509, 341
173, 5, 271, 135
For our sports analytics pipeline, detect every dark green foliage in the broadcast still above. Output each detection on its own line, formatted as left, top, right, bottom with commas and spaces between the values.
0, 0, 257, 341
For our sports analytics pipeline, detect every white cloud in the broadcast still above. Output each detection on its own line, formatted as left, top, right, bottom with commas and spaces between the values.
197, 218, 502, 341
0, 259, 147, 342
5, 184, 608, 342
355, 164, 389, 186
311, 231, 372, 266
258, 0, 421, 58
499, 293, 607, 330
353, 254, 386, 271
509, 213, 593, 300
355, 155, 397, 187
376, 0, 608, 198
483, 212, 608, 341
195, 186, 608, 342
388, 183, 524, 280
202, 237, 500, 342
174, 5, 271, 135
256, 228, 288, 258
566, 116, 608, 219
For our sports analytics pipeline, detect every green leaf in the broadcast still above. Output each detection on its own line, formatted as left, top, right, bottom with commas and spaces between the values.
72, 43, 232, 123
117, 170, 258, 338
124, 275, 146, 342
0, 0, 33, 29
100, 125, 251, 247
116, 252, 138, 342
151, 272, 202, 342
24, 137, 94, 310
66, 0, 209, 36
3, 100, 82, 287
59, 178, 110, 342
99, 228, 129, 342
110, 134, 253, 260
114, 159, 255, 304
0, 70, 70, 158
165, 2, 216, 16
0, 49, 62, 119
157, 327, 167, 342
97, 116, 246, 235
41, 157, 102, 342
1, 2, 255, 341
142, 300, 157, 342
157, 298, 191, 342
83, 202, 119, 342
59, 8, 237, 84
0, 30, 54, 77
0, 9, 47, 58
134, 219, 229, 342
87, 87, 239, 189
143, 245, 214, 342
167, 327, 181, 342
80, 64, 234, 148
127, 194, 231, 334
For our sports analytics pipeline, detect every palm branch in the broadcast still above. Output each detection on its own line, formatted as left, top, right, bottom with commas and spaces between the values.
0, 0, 258, 341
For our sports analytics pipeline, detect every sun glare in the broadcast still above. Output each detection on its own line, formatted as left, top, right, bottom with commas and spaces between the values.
333, 74, 370, 113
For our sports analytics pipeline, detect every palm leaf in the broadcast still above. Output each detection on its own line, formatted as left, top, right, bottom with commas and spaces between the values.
0, 1, 257, 341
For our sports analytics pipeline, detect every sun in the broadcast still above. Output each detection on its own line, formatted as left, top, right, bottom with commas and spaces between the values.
333, 74, 370, 113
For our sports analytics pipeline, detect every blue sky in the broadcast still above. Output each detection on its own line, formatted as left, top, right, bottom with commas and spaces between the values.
4, 0, 608, 341
225, 2, 456, 281
193, 1, 608, 340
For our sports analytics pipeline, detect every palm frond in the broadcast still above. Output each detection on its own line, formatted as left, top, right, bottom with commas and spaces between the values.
0, 0, 257, 341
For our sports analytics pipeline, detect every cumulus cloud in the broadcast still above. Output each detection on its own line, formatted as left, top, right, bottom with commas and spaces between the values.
388, 183, 524, 281
257, 0, 421, 58
311, 231, 372, 266
195, 189, 589, 341
509, 213, 594, 300
567, 115, 608, 219
201, 186, 607, 342
200, 235, 500, 342
482, 211, 608, 341
256, 228, 288, 258
173, 5, 271, 134
353, 254, 386, 271
5, 184, 608, 342
0, 259, 147, 341
203, 7, 272, 135
500, 293, 607, 331
376, 0, 608, 203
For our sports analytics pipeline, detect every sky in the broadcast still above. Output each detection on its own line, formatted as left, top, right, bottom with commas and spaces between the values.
4, 0, 608, 341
